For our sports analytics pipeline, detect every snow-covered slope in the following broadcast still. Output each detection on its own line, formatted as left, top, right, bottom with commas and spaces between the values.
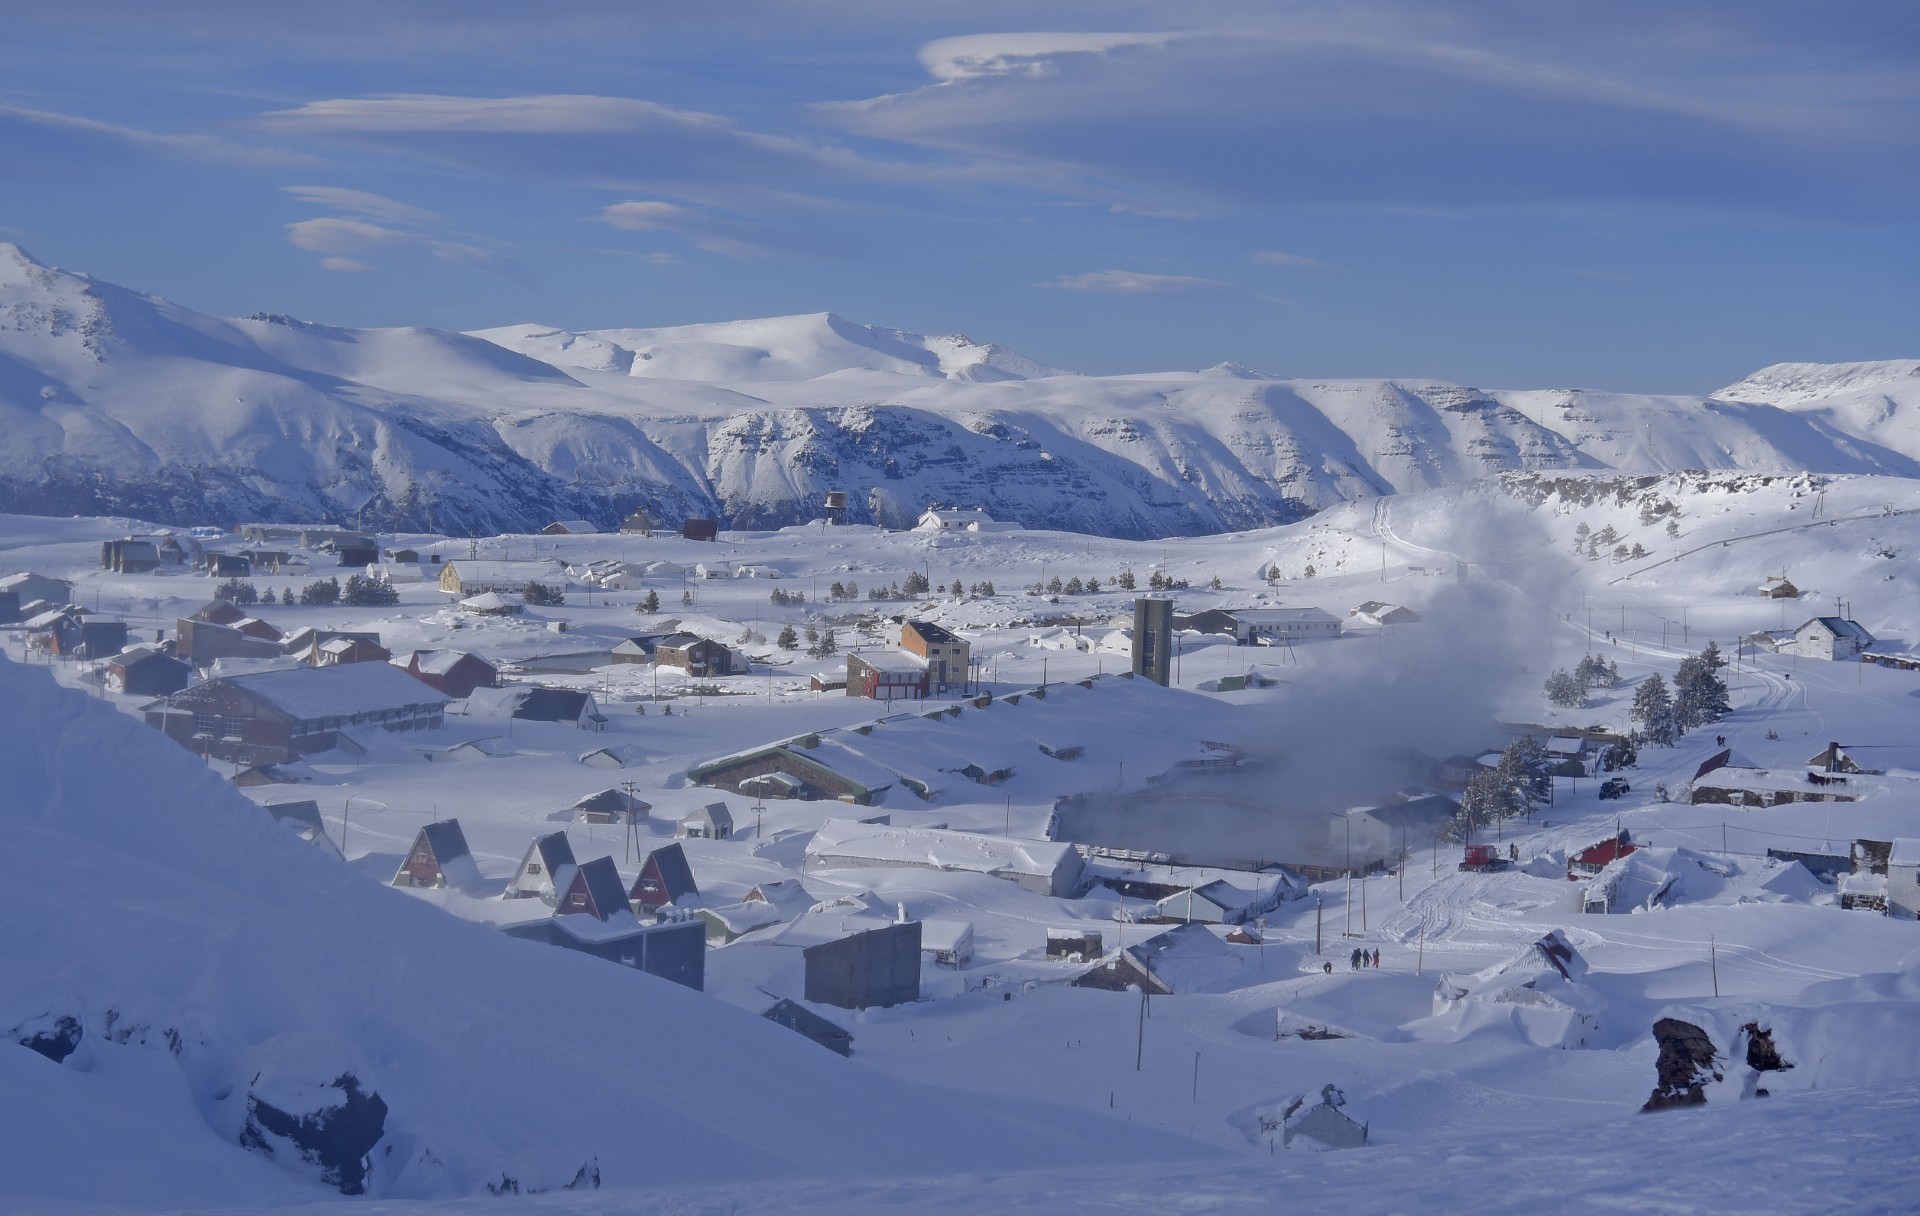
2, 243, 1916, 537
0, 654, 1204, 1207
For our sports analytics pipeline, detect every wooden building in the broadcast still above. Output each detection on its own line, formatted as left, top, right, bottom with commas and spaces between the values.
846, 650, 929, 701
505, 832, 577, 902
803, 922, 922, 1010
680, 518, 719, 541
678, 803, 734, 840
391, 820, 480, 891
629, 843, 698, 911
654, 633, 736, 677
395, 649, 500, 698
437, 560, 568, 597
900, 620, 970, 691
501, 917, 705, 990
106, 647, 191, 697
144, 663, 450, 765
555, 856, 631, 920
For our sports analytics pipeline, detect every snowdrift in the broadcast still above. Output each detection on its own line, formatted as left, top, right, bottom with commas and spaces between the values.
0, 656, 1203, 1208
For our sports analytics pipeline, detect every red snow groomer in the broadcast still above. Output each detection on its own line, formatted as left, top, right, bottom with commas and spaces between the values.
1459, 843, 1509, 873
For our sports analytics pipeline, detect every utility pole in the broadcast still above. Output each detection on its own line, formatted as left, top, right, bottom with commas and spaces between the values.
1314, 895, 1322, 955
1710, 934, 1720, 997
1135, 989, 1146, 1071
1417, 925, 1425, 976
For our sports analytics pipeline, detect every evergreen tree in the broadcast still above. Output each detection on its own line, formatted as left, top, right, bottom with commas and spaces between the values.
1545, 669, 1588, 708
1085, 575, 1101, 592
1599, 737, 1638, 772
1208, 575, 1223, 591
299, 577, 340, 606
776, 625, 798, 650
641, 589, 660, 613
1572, 523, 1591, 555
1047, 575, 1064, 594
1116, 569, 1136, 590
1630, 674, 1677, 746
1499, 736, 1554, 813
1064, 576, 1084, 595
1459, 768, 1520, 836
950, 579, 964, 597
343, 573, 400, 607
903, 570, 930, 595
214, 578, 259, 605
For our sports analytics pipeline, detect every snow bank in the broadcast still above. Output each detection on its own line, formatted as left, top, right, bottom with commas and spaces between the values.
0, 655, 1205, 1207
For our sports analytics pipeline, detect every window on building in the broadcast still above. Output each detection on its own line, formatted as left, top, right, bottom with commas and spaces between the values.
193, 713, 217, 734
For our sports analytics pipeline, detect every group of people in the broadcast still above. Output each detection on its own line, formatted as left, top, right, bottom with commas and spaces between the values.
1350, 947, 1380, 970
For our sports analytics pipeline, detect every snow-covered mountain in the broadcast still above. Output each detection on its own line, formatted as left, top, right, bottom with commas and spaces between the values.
2, 243, 1915, 537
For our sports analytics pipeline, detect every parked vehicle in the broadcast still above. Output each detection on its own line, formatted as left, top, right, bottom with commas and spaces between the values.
1599, 778, 1631, 801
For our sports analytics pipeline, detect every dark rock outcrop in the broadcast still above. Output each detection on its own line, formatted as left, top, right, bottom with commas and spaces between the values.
1642, 1017, 1722, 1111
1741, 1022, 1794, 1096
11, 1013, 83, 1064
239, 1071, 388, 1195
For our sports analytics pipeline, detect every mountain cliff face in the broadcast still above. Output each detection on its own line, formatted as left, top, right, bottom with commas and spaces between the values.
1, 243, 1915, 537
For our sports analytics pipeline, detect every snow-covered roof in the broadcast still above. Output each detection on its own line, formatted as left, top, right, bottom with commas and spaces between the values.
1889, 839, 1920, 868
545, 520, 599, 534
460, 591, 523, 610
221, 663, 451, 721
1800, 617, 1874, 642
449, 560, 566, 583
919, 918, 973, 953
849, 649, 928, 674
1229, 607, 1338, 626
807, 818, 1075, 880
402, 648, 491, 676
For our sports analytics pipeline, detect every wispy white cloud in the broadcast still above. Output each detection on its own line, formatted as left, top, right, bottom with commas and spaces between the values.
284, 216, 511, 273
1251, 250, 1338, 271
281, 185, 438, 226
599, 200, 700, 231
1038, 269, 1244, 297
0, 102, 311, 168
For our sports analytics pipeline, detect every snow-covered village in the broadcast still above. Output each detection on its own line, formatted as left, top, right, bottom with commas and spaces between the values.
4, 6, 1917, 1215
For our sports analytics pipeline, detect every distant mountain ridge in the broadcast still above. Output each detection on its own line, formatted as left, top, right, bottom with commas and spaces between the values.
1, 242, 1915, 537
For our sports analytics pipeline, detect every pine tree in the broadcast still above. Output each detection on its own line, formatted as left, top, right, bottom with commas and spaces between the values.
1630, 674, 1676, 746
777, 625, 798, 650
950, 579, 964, 597
1460, 768, 1520, 836
903, 570, 930, 595
1572, 523, 1592, 555
641, 589, 660, 613
1116, 569, 1136, 590
1208, 575, 1223, 591
1064, 576, 1083, 594
1499, 737, 1554, 813
1085, 575, 1101, 592
1545, 669, 1588, 708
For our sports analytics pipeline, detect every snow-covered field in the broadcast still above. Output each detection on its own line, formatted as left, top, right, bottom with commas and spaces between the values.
5, 467, 1920, 1213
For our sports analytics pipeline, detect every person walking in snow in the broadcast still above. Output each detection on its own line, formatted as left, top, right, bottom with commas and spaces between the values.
1371, 948, 1380, 968
1350, 948, 1361, 971
1323, 961, 1333, 975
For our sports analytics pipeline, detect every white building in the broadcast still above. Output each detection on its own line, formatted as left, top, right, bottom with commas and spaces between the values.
1227, 607, 1342, 643
1888, 839, 1920, 919
1778, 616, 1875, 661
916, 506, 995, 531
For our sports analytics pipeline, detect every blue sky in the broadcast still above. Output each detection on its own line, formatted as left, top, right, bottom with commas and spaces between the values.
3, 1, 1913, 392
